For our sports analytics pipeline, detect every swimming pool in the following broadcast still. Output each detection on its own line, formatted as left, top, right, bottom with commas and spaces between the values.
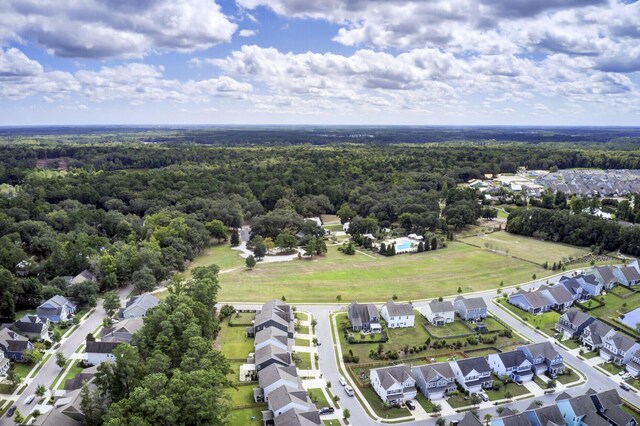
396, 241, 413, 251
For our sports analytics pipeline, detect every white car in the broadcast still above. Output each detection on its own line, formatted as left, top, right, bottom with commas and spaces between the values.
24, 395, 35, 405
344, 385, 354, 397
339, 377, 346, 387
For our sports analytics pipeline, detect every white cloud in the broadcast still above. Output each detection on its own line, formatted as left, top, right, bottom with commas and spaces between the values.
239, 29, 258, 37
0, 0, 237, 59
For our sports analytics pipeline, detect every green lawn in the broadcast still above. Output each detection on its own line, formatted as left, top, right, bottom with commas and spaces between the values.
294, 352, 313, 370
581, 350, 599, 359
424, 321, 472, 337
600, 362, 624, 376
216, 322, 254, 360
588, 292, 640, 338
464, 231, 590, 265
415, 393, 439, 413
483, 317, 508, 332
227, 406, 264, 426
324, 224, 344, 232
227, 385, 258, 408
486, 381, 531, 401
560, 339, 581, 350
0, 383, 15, 394
298, 325, 310, 335
56, 362, 86, 389
360, 386, 411, 419
610, 286, 636, 297
227, 360, 246, 383
497, 299, 560, 335
13, 309, 36, 321
556, 368, 579, 385
184, 242, 245, 279
324, 420, 341, 426
215, 242, 550, 303
11, 362, 35, 381
295, 312, 309, 321
228, 312, 255, 326
626, 377, 640, 390
295, 338, 311, 347
307, 388, 330, 407
447, 393, 477, 409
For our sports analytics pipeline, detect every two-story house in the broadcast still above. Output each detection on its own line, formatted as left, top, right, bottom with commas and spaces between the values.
11, 314, 49, 340
254, 364, 303, 403
600, 333, 640, 366
370, 365, 417, 405
119, 293, 159, 319
580, 319, 617, 352
591, 266, 618, 290
518, 342, 564, 378
627, 350, 640, 378
557, 277, 589, 301
380, 300, 414, 328
266, 384, 317, 418
451, 357, 493, 393
0, 352, 9, 376
411, 362, 456, 400
36, 295, 76, 323
557, 390, 637, 426
421, 300, 455, 326
555, 308, 595, 339
255, 327, 293, 353
100, 317, 144, 343
454, 296, 487, 321
488, 350, 534, 383
614, 266, 640, 287
0, 328, 32, 361
253, 299, 295, 338
574, 273, 603, 297
254, 344, 292, 372
508, 289, 551, 315
348, 302, 381, 332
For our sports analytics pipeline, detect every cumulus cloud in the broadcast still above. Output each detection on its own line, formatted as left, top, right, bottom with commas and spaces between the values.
0, 0, 237, 59
239, 29, 258, 37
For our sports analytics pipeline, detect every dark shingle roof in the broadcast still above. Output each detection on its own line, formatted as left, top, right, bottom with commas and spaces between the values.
383, 300, 414, 317
428, 300, 454, 313
560, 308, 593, 328
458, 412, 483, 426
85, 340, 120, 354
455, 296, 487, 310
455, 356, 491, 376
497, 350, 530, 369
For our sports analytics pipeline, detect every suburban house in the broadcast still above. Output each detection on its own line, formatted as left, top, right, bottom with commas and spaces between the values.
254, 299, 295, 337
538, 285, 574, 311
557, 278, 589, 301
380, 300, 414, 328
84, 340, 121, 365
264, 385, 318, 419
454, 296, 487, 321
255, 327, 293, 353
120, 293, 159, 319
71, 269, 97, 286
518, 342, 564, 378
451, 357, 493, 393
421, 300, 455, 326
614, 266, 640, 286
524, 404, 565, 426
0, 352, 9, 376
369, 365, 417, 404
591, 266, 618, 290
487, 350, 534, 383
459, 412, 484, 426
580, 319, 617, 352
626, 350, 640, 378
100, 317, 144, 343
36, 295, 77, 323
0, 328, 32, 361
254, 364, 302, 403
600, 333, 640, 365
508, 290, 551, 315
555, 308, 595, 339
11, 314, 49, 340
557, 389, 637, 426
411, 362, 456, 400
254, 344, 292, 371
573, 273, 603, 297
347, 302, 381, 332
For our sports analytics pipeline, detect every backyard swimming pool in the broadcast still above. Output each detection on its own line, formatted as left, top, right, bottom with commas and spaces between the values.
395, 241, 413, 251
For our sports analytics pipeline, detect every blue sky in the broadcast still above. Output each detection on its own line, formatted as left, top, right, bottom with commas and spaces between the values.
0, 0, 639, 125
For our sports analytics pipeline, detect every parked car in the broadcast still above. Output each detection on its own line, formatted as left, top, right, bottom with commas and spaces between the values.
405, 400, 416, 410
7, 406, 16, 417
479, 392, 489, 402
619, 371, 627, 376
620, 383, 630, 391
25, 395, 35, 405
338, 377, 346, 386
319, 407, 335, 415
345, 385, 354, 397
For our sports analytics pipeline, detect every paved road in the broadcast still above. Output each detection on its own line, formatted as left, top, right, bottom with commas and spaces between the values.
231, 268, 640, 425
0, 284, 132, 425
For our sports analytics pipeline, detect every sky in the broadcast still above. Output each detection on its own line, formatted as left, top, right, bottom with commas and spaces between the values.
0, 0, 639, 126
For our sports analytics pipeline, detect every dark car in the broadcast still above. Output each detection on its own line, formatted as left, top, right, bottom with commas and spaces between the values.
406, 400, 416, 410
620, 383, 630, 391
7, 406, 16, 417
319, 407, 335, 415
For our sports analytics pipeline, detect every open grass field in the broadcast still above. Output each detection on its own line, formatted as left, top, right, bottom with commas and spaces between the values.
463, 231, 590, 265
227, 384, 257, 408
216, 242, 551, 303
183, 243, 244, 278
424, 320, 473, 337
216, 322, 254, 360
227, 406, 264, 426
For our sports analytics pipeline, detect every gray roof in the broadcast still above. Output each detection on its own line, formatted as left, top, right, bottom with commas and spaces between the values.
530, 404, 564, 426
256, 299, 293, 329
455, 356, 491, 376
64, 366, 98, 391
542, 285, 574, 305
608, 334, 638, 352
620, 266, 640, 282
124, 293, 159, 312
12, 314, 47, 334
497, 350, 530, 369
413, 362, 455, 382
258, 364, 302, 391
521, 342, 560, 361
455, 296, 487, 310
594, 266, 617, 283
255, 344, 291, 367
256, 327, 292, 351
101, 317, 144, 343
560, 308, 593, 328
428, 299, 454, 313
458, 412, 483, 426
583, 320, 614, 345
511, 290, 549, 309
0, 328, 29, 350
268, 385, 315, 412
348, 302, 378, 328
38, 295, 76, 312
383, 300, 414, 317
85, 340, 120, 354
372, 365, 413, 390
274, 408, 321, 426
500, 413, 531, 426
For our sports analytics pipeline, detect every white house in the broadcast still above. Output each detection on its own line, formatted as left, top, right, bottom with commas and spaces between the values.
580, 320, 617, 352
626, 350, 640, 378
370, 365, 417, 404
120, 293, 159, 318
254, 364, 303, 403
600, 334, 640, 366
487, 350, 534, 383
380, 300, 414, 328
421, 300, 455, 326
85, 340, 120, 366
254, 327, 292, 352
267, 385, 316, 418
451, 357, 493, 393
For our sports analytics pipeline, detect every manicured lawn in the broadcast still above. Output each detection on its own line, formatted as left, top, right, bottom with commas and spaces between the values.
465, 348, 501, 357
600, 362, 624, 376
424, 321, 473, 337
217, 322, 254, 360
483, 316, 508, 332
228, 312, 255, 326
560, 339, 581, 350
294, 352, 313, 370
626, 377, 640, 390
295, 312, 309, 321
581, 350, 599, 359
323, 224, 343, 232
496, 299, 560, 335
184, 242, 245, 279
556, 368, 579, 385
447, 393, 476, 409
360, 386, 411, 419
295, 338, 311, 347
56, 362, 85, 389
11, 362, 35, 380
324, 420, 341, 426
415, 393, 439, 413
610, 286, 636, 298
464, 231, 590, 265
621, 403, 640, 418
486, 382, 531, 401
298, 325, 310, 335
227, 360, 246, 383
216, 242, 550, 303
227, 384, 257, 408
588, 292, 640, 338
227, 406, 264, 426
307, 388, 330, 407
0, 383, 15, 393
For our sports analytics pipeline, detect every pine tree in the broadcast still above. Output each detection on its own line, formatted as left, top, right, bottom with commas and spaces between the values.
230, 229, 240, 247
379, 242, 386, 255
